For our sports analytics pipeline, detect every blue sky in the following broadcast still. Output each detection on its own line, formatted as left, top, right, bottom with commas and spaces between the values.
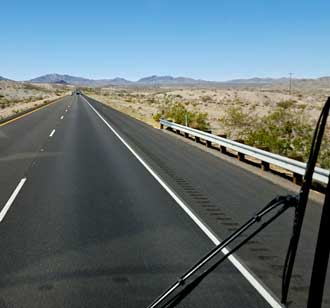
1, 0, 329, 81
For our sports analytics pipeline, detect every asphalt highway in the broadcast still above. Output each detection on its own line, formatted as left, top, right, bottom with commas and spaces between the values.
0, 94, 328, 307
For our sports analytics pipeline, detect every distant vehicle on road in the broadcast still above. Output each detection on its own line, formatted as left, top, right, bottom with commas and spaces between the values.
72, 89, 81, 95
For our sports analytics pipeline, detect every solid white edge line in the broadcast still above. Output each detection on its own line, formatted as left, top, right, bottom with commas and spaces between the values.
49, 129, 56, 137
0, 178, 27, 222
83, 96, 283, 308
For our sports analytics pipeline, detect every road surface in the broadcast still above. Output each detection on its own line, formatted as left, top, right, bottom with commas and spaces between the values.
0, 94, 328, 307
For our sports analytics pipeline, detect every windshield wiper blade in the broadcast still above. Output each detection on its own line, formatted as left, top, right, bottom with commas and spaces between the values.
148, 194, 299, 308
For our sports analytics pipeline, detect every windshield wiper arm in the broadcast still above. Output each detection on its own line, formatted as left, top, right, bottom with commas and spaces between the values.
148, 195, 298, 308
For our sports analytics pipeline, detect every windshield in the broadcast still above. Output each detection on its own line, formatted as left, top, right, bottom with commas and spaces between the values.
0, 1, 329, 308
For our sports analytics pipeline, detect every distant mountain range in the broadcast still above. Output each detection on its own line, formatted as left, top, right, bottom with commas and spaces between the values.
0, 76, 11, 81
137, 75, 212, 85
28, 74, 135, 86
1, 73, 329, 87
225, 77, 287, 84
28, 73, 209, 86
26, 73, 291, 86
28, 74, 124, 87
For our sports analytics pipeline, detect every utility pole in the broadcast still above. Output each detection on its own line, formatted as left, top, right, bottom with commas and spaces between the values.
289, 72, 294, 95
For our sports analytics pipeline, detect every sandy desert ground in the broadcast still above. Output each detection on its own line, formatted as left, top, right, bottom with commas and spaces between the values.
0, 80, 70, 120
85, 85, 330, 135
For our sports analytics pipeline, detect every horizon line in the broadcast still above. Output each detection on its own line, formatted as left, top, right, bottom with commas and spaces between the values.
3, 73, 330, 83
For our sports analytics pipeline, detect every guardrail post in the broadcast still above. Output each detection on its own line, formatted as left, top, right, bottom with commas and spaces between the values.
160, 123, 164, 129
293, 173, 303, 184
176, 129, 181, 135
237, 152, 245, 161
235, 140, 245, 161
206, 140, 212, 148
217, 134, 227, 153
195, 136, 200, 143
261, 161, 270, 171
184, 132, 189, 138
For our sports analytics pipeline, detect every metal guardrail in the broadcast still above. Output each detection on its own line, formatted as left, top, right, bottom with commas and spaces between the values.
160, 119, 329, 185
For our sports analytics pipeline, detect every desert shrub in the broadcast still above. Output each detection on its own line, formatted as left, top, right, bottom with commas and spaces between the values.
220, 106, 252, 137
146, 97, 157, 104
245, 108, 313, 160
233, 98, 244, 105
277, 100, 296, 109
166, 102, 188, 124
189, 112, 209, 131
154, 102, 209, 130
201, 95, 212, 102
23, 83, 41, 91
297, 104, 307, 110
153, 112, 162, 122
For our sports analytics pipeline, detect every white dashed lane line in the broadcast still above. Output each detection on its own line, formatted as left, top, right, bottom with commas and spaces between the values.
0, 178, 27, 222
49, 129, 56, 137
